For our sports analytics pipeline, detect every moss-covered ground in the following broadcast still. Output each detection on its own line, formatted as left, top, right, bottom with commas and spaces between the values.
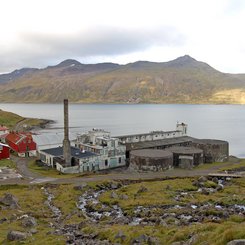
0, 178, 244, 244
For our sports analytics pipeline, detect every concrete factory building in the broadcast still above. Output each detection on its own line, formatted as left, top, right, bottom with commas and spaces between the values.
38, 100, 229, 174
39, 146, 100, 173
39, 100, 126, 173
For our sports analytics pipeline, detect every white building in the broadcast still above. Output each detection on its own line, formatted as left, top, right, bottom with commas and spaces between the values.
75, 128, 126, 169
39, 146, 100, 174
117, 122, 188, 144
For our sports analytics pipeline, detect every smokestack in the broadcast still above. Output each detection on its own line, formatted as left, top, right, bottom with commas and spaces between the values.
63, 99, 71, 166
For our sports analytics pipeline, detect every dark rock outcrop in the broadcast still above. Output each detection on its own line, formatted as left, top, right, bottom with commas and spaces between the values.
7, 230, 27, 241
0, 193, 20, 209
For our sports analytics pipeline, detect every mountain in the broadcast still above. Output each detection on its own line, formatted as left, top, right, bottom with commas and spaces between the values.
0, 68, 38, 84
0, 55, 245, 104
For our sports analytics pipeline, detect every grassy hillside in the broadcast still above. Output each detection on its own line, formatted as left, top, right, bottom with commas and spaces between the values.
0, 109, 49, 130
0, 109, 23, 128
1, 55, 245, 104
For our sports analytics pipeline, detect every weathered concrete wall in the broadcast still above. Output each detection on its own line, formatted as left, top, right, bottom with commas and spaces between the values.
192, 139, 229, 163
130, 149, 173, 171
169, 147, 204, 167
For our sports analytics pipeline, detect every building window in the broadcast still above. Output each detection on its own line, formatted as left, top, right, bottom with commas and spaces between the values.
105, 159, 108, 166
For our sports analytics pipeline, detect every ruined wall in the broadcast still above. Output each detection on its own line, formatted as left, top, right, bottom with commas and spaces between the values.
192, 139, 229, 163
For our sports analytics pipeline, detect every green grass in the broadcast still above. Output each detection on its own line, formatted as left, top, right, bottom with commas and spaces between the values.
0, 159, 16, 169
0, 184, 66, 244
0, 178, 244, 244
220, 159, 245, 171
194, 161, 229, 170
0, 109, 23, 128
28, 160, 83, 179
82, 221, 245, 245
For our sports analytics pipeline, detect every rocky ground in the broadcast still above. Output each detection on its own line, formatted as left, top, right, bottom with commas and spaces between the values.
0, 176, 244, 244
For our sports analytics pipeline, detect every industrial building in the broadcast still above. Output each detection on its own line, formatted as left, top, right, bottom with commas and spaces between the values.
38, 100, 229, 173
38, 100, 126, 173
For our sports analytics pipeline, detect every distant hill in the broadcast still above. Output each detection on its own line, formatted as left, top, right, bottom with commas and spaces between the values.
1, 55, 245, 104
0, 68, 38, 84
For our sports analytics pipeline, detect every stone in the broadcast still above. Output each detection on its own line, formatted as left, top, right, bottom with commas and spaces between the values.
0, 217, 7, 224
73, 183, 88, 191
216, 184, 224, 191
187, 234, 199, 245
198, 176, 207, 183
131, 234, 149, 244
201, 188, 210, 195
7, 230, 27, 241
137, 186, 148, 193
30, 228, 38, 234
110, 191, 118, 199
21, 216, 37, 227
111, 216, 130, 224
115, 230, 126, 241
0, 193, 20, 209
120, 194, 129, 200
212, 177, 219, 184
110, 182, 120, 189
227, 240, 245, 245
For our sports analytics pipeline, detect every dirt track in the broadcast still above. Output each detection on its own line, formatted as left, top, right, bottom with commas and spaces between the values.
0, 156, 241, 186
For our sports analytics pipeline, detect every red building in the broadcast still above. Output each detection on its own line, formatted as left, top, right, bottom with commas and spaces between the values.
5, 132, 37, 157
0, 143, 10, 160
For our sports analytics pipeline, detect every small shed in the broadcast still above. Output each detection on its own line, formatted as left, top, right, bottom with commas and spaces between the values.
0, 142, 10, 160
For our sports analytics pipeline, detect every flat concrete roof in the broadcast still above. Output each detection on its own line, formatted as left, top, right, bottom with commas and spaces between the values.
125, 136, 194, 150
131, 149, 173, 158
168, 146, 203, 154
41, 146, 97, 159
192, 139, 228, 145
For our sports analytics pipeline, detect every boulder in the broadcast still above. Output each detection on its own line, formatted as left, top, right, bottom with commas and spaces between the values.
0, 193, 20, 209
120, 194, 129, 200
0, 217, 7, 224
21, 216, 37, 228
110, 182, 121, 189
115, 230, 126, 241
198, 176, 207, 183
212, 177, 219, 184
227, 240, 245, 245
7, 230, 27, 241
216, 184, 224, 191
110, 191, 118, 199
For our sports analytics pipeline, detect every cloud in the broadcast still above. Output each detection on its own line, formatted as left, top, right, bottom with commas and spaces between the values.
0, 25, 185, 73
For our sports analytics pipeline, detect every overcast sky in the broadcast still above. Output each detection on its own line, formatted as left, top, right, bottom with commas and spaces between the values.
1, 0, 245, 74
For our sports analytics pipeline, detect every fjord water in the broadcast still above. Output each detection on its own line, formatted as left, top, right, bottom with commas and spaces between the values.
0, 103, 244, 157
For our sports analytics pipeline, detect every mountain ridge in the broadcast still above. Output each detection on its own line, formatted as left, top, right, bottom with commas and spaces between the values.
1, 55, 245, 104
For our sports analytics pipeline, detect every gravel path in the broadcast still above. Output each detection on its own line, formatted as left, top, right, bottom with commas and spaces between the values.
0, 155, 242, 186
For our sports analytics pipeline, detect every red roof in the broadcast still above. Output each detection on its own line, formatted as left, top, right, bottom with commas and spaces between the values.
0, 126, 8, 131
6, 132, 33, 145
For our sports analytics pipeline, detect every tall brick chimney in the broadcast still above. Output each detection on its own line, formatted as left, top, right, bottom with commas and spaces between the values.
63, 99, 71, 166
